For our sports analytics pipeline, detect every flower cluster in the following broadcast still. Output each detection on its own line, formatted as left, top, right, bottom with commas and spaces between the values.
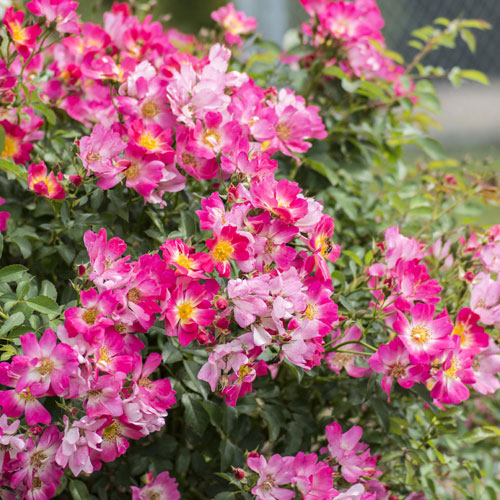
298, 0, 408, 91
0, 0, 326, 205
0, 173, 341, 490
131, 470, 180, 500
0, 229, 177, 497
243, 420, 398, 500
363, 226, 500, 406
211, 2, 257, 47
76, 38, 326, 203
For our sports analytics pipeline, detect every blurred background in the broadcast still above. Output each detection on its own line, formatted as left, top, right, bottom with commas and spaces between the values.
78, 0, 500, 162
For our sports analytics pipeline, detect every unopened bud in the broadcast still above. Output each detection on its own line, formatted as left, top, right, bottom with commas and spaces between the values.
444, 174, 457, 185
216, 297, 228, 310
216, 317, 230, 330
69, 174, 83, 186
463, 271, 474, 282
29, 425, 43, 436
232, 467, 245, 480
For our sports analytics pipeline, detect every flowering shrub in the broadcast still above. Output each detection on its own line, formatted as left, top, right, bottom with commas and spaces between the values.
0, 1, 499, 499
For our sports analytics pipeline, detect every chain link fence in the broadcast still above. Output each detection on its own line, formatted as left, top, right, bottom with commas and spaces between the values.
378, 0, 500, 77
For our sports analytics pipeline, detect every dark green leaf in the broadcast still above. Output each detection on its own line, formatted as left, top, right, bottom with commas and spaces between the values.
0, 265, 27, 282
69, 480, 91, 500
0, 312, 25, 335
26, 296, 60, 315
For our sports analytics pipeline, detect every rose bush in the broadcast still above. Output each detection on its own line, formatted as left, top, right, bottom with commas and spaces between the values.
0, 0, 499, 499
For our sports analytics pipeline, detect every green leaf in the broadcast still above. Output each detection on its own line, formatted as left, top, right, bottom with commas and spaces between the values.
69, 480, 91, 500
57, 245, 76, 265
33, 103, 57, 126
183, 359, 208, 399
26, 296, 60, 315
338, 295, 354, 312
213, 493, 235, 500
460, 69, 489, 85
448, 66, 462, 87
12, 236, 32, 259
323, 65, 348, 79
341, 78, 361, 93
460, 29, 476, 53
379, 450, 404, 463
0, 233, 4, 259
182, 393, 208, 437
415, 92, 441, 114
219, 439, 242, 471
411, 137, 445, 160
0, 265, 27, 282
342, 250, 363, 267
0, 158, 27, 183
463, 427, 499, 444
0, 312, 25, 335
262, 405, 282, 441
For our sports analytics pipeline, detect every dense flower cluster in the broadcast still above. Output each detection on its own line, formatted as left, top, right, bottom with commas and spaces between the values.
0, 171, 341, 492
76, 41, 326, 203
360, 225, 500, 406
243, 420, 400, 500
0, 229, 177, 497
298, 0, 408, 91
0, 0, 498, 498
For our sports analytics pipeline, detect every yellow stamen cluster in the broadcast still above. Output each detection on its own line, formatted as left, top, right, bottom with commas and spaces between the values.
177, 302, 194, 322
141, 101, 159, 118
212, 240, 234, 262
1, 135, 19, 158
38, 359, 54, 376
202, 129, 221, 149
139, 131, 159, 151
82, 308, 98, 325
410, 324, 430, 343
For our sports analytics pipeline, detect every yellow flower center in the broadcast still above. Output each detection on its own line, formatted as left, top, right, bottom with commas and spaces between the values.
139, 131, 159, 151
390, 364, 406, 378
202, 129, 221, 149
31, 451, 47, 468
99, 347, 110, 364
19, 388, 35, 402
452, 322, 469, 346
138, 377, 153, 389
141, 101, 158, 118
335, 353, 353, 367
212, 240, 234, 262
86, 152, 101, 163
127, 287, 142, 304
276, 122, 291, 140
176, 253, 194, 270
411, 324, 430, 343
38, 359, 54, 376
101, 421, 121, 442
445, 358, 459, 378
124, 163, 140, 180
181, 153, 197, 166
114, 322, 127, 334
224, 14, 244, 35
10, 23, 27, 43
82, 308, 98, 325
2, 135, 19, 158
238, 364, 252, 380
177, 301, 194, 322
305, 303, 318, 320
